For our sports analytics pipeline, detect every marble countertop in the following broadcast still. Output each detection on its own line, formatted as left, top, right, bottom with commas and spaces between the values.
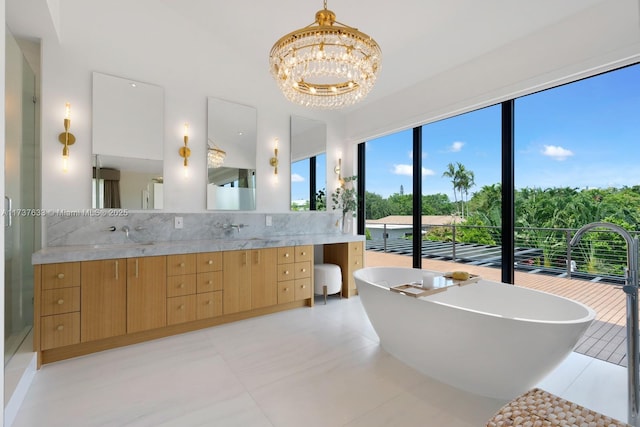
32, 234, 366, 264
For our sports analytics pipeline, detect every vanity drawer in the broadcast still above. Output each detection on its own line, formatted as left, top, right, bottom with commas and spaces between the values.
197, 271, 222, 293
41, 287, 80, 316
295, 245, 312, 262
294, 261, 311, 279
350, 241, 363, 256
167, 295, 197, 325
167, 274, 197, 297
277, 247, 295, 264
42, 262, 81, 290
41, 312, 80, 350
196, 292, 222, 320
278, 280, 295, 304
294, 278, 312, 301
277, 264, 295, 282
167, 254, 197, 276
351, 256, 363, 270
196, 252, 223, 272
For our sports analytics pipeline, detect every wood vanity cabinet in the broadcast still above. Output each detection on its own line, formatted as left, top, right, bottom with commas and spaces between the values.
34, 241, 353, 367
166, 254, 197, 325
127, 256, 167, 333
277, 245, 313, 304
323, 241, 364, 298
223, 250, 251, 314
250, 248, 278, 309
80, 259, 126, 342
37, 262, 81, 350
223, 248, 279, 314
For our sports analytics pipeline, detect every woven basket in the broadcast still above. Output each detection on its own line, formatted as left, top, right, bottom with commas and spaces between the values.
486, 388, 630, 427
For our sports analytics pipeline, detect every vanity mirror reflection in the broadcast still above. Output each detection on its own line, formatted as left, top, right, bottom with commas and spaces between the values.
91, 72, 164, 209
206, 97, 257, 210
290, 116, 327, 211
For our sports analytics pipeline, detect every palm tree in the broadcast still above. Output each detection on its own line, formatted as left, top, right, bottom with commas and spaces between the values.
442, 163, 459, 214
456, 164, 475, 217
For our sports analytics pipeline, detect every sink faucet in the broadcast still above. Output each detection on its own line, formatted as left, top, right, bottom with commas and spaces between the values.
570, 222, 639, 426
222, 223, 247, 233
122, 225, 130, 238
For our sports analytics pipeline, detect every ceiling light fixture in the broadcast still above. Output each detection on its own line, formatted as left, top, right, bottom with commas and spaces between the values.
269, 0, 381, 109
207, 138, 226, 168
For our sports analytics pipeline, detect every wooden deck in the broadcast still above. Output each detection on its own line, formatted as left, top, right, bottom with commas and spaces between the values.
365, 250, 628, 366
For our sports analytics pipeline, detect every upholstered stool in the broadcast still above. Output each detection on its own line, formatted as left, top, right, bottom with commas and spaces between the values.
314, 263, 342, 304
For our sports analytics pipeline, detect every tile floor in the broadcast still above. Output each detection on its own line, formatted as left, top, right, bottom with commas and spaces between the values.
12, 296, 628, 427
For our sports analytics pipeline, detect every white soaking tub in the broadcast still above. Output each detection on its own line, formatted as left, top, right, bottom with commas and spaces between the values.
354, 267, 596, 400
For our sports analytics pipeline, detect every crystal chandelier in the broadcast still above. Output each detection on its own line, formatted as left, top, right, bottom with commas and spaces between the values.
207, 139, 226, 168
269, 0, 382, 109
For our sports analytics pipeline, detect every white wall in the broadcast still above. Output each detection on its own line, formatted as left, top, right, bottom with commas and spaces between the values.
37, 0, 342, 213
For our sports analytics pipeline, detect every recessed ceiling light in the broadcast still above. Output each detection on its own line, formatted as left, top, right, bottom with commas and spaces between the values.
130, 83, 137, 88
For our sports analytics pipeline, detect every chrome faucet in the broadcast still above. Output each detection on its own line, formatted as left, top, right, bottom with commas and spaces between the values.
222, 223, 248, 233
570, 222, 639, 426
122, 225, 130, 238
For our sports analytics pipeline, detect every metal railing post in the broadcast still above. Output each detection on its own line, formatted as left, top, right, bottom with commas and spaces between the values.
452, 224, 457, 262
383, 223, 387, 253
566, 230, 572, 279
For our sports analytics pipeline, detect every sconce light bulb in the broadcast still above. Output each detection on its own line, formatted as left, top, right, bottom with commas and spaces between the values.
183, 164, 189, 178
62, 154, 69, 173
184, 123, 189, 137
65, 103, 71, 120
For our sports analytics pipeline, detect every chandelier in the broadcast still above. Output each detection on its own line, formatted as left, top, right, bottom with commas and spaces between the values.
269, 0, 382, 109
207, 139, 226, 168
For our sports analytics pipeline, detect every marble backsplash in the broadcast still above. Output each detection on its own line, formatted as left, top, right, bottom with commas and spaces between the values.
44, 211, 345, 247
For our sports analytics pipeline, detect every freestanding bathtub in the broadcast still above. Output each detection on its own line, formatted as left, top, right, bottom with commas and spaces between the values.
354, 267, 596, 400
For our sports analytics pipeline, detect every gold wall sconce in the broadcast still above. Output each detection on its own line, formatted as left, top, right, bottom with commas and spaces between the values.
178, 123, 191, 178
335, 157, 344, 185
269, 138, 279, 175
58, 103, 76, 173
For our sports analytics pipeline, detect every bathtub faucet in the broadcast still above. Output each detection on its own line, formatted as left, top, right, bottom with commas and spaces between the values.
570, 222, 639, 427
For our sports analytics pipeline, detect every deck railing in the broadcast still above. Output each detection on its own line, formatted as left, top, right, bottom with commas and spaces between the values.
366, 223, 640, 285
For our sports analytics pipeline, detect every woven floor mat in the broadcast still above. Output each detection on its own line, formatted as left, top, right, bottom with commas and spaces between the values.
486, 388, 630, 427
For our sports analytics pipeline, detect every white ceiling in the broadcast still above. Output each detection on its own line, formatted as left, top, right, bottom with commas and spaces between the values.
7, 0, 615, 114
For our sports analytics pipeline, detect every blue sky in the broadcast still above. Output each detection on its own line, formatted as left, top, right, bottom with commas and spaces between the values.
293, 64, 640, 201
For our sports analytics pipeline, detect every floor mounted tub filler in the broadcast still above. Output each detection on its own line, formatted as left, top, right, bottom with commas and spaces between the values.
354, 267, 596, 400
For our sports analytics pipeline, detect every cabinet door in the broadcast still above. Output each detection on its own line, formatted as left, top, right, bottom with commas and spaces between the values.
251, 248, 278, 309
223, 251, 251, 315
127, 256, 167, 333
81, 259, 126, 342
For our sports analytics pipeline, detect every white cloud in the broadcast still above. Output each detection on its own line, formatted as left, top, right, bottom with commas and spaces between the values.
542, 145, 574, 161
393, 164, 435, 176
291, 173, 305, 182
393, 164, 413, 176
450, 141, 464, 152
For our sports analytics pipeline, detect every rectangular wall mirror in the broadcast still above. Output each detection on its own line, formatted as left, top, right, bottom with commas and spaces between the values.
206, 97, 257, 210
92, 72, 164, 209
290, 115, 326, 211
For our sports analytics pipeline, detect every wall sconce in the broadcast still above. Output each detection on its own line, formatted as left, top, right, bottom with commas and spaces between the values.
58, 103, 76, 173
335, 157, 345, 185
178, 123, 191, 178
269, 138, 279, 175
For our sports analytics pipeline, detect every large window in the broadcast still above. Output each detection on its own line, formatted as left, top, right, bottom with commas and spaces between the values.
515, 64, 640, 279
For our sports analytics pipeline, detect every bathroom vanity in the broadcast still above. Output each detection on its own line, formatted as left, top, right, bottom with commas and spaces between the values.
33, 216, 364, 367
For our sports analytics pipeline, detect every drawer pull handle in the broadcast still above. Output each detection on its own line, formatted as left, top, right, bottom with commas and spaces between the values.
301, 285, 306, 289
206, 300, 211, 305
285, 270, 289, 275
284, 287, 289, 292
179, 284, 185, 289
355, 261, 359, 265
301, 252, 306, 256
57, 299, 64, 305
57, 273, 65, 279
208, 280, 212, 285
179, 304, 185, 310
301, 268, 306, 273
180, 262, 185, 267
56, 325, 64, 331
115, 260, 119, 280
285, 253, 289, 258
208, 260, 213, 265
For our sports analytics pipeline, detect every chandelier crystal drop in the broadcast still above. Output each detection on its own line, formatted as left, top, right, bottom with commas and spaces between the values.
269, 0, 381, 109
207, 139, 226, 168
